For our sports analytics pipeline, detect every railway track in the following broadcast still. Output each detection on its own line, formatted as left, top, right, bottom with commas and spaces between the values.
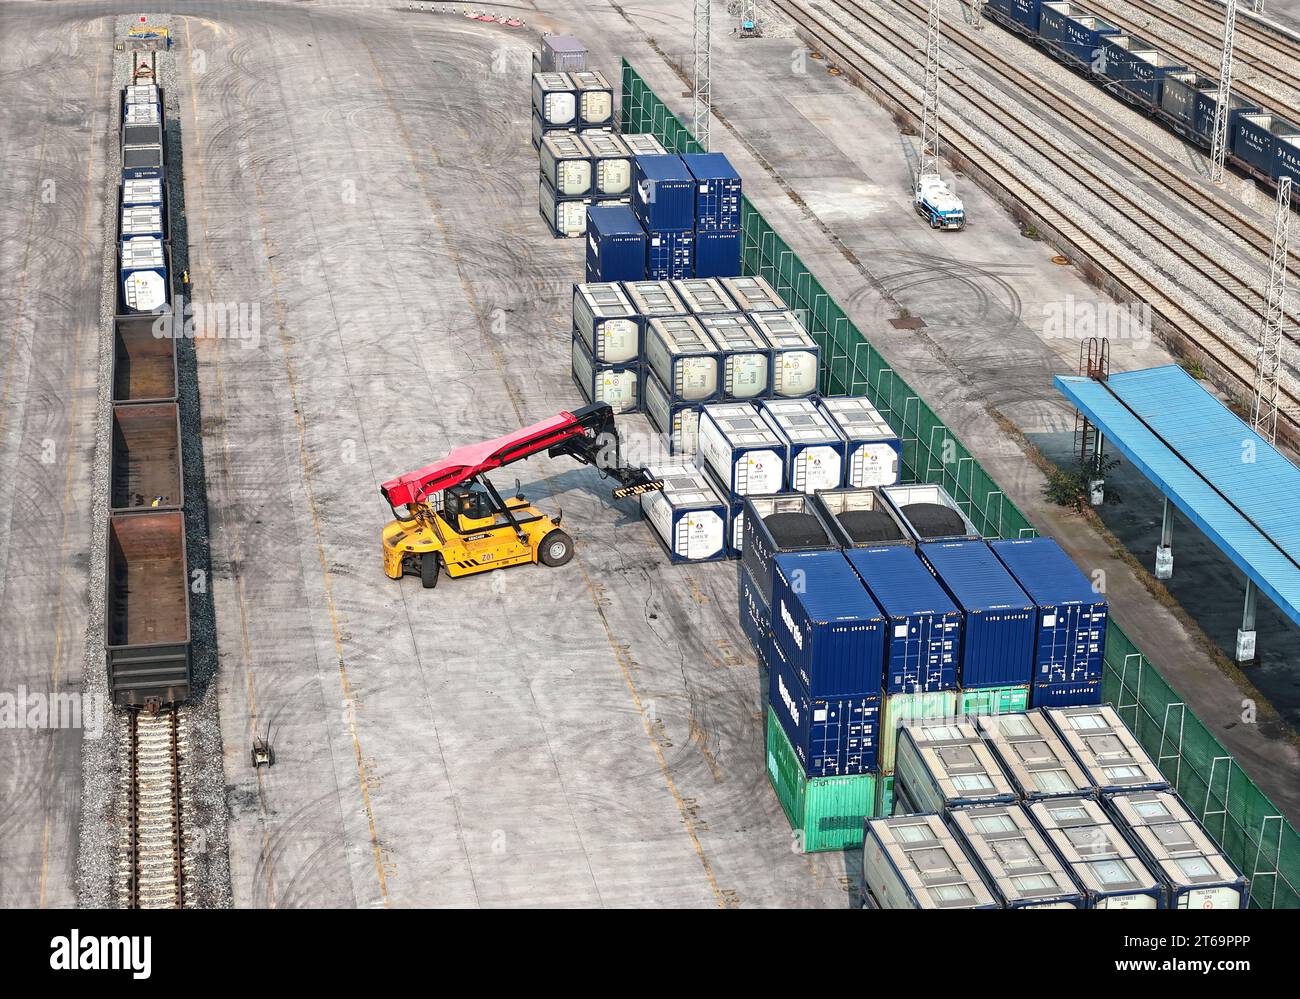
1081, 0, 1300, 123
768, 0, 1300, 434
120, 708, 191, 909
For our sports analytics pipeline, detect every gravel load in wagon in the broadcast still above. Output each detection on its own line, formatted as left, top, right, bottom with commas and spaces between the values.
836, 508, 907, 544
763, 511, 831, 548
899, 503, 969, 540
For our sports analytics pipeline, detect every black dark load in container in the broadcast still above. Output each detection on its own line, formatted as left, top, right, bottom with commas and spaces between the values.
763, 511, 832, 548
741, 494, 840, 608
898, 503, 970, 540
813, 487, 914, 549
836, 507, 907, 544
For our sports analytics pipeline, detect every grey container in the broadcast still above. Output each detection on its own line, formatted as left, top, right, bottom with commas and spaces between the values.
538, 175, 590, 238
123, 122, 162, 148
580, 131, 633, 196
893, 719, 1018, 813
645, 316, 721, 403
540, 133, 592, 197
973, 710, 1093, 801
947, 803, 1086, 908
622, 279, 687, 319
1045, 704, 1169, 796
571, 70, 614, 127
748, 310, 820, 398
721, 275, 786, 313
862, 814, 999, 909
621, 133, 668, 157
540, 34, 588, 73
696, 314, 771, 400
1027, 795, 1163, 909
532, 72, 577, 126
672, 277, 739, 315
572, 282, 641, 363
124, 102, 161, 125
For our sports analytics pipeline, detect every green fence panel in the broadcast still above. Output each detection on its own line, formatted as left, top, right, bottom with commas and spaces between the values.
621, 59, 1298, 907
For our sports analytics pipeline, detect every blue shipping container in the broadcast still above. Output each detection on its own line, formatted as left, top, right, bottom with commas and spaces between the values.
692, 229, 741, 279
985, 0, 1041, 33
770, 550, 887, 699
989, 537, 1108, 683
1195, 90, 1256, 148
1038, 3, 1120, 70
741, 494, 839, 611
645, 229, 694, 281
632, 154, 696, 232
919, 541, 1035, 689
739, 562, 773, 656
680, 152, 742, 230
1098, 36, 1183, 109
1032, 679, 1102, 708
585, 205, 646, 283
769, 633, 879, 776
844, 546, 962, 694
1233, 112, 1290, 177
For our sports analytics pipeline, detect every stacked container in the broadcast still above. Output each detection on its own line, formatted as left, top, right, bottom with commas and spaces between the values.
695, 402, 787, 553
883, 483, 980, 542
639, 463, 728, 563
621, 133, 668, 157
581, 131, 634, 202
1045, 704, 1169, 795
537, 34, 588, 73
741, 493, 839, 611
813, 487, 911, 548
892, 720, 1017, 814
644, 316, 721, 405
673, 277, 738, 316
681, 152, 742, 278
817, 396, 902, 488
539, 174, 590, 238
760, 398, 846, 494
585, 205, 646, 282
570, 70, 614, 129
768, 550, 884, 804
1026, 796, 1163, 908
572, 282, 641, 365
748, 310, 820, 398
1105, 791, 1249, 908
989, 537, 1108, 707
947, 803, 1086, 908
861, 814, 998, 909
571, 334, 640, 413
918, 541, 1036, 692
721, 274, 786, 313
633, 154, 696, 279
697, 314, 772, 401
539, 133, 591, 198
972, 710, 1093, 801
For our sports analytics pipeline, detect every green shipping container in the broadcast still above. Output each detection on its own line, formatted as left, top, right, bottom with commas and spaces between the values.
879, 690, 959, 774
957, 684, 1029, 718
875, 774, 895, 818
766, 709, 876, 853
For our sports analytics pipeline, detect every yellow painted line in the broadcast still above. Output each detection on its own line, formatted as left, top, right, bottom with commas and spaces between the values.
361, 38, 726, 906
191, 17, 389, 907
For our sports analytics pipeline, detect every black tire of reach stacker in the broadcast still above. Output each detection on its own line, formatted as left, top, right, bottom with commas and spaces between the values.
421, 551, 441, 588
538, 529, 574, 567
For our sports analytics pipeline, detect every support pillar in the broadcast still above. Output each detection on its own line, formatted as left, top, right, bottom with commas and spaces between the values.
1236, 579, 1258, 662
1155, 496, 1174, 580
1088, 434, 1106, 506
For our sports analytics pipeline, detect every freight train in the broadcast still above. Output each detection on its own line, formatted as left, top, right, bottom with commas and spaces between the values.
107, 56, 191, 709
984, 0, 1300, 199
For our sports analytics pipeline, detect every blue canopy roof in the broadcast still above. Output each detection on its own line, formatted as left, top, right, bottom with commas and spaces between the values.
1055, 365, 1300, 629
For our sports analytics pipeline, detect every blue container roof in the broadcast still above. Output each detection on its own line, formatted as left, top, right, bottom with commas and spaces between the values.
634, 153, 693, 182
680, 152, 740, 182
919, 541, 1033, 612
587, 204, 644, 237
774, 550, 884, 623
989, 537, 1104, 608
843, 546, 958, 619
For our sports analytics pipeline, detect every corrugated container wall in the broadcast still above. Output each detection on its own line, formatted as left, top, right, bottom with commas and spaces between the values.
741, 493, 839, 610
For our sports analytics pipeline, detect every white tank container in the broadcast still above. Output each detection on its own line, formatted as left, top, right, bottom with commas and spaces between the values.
622, 279, 687, 319
672, 277, 739, 315
948, 803, 1086, 908
640, 463, 728, 562
539, 133, 592, 197
119, 236, 167, 313
572, 283, 640, 363
697, 314, 771, 400
538, 176, 589, 238
644, 368, 703, 455
720, 274, 786, 313
570, 335, 639, 412
862, 814, 998, 909
531, 72, 577, 126
124, 102, 161, 125
120, 204, 164, 238
759, 398, 845, 493
122, 177, 163, 207
570, 70, 614, 127
749, 310, 819, 397
644, 316, 721, 402
696, 402, 786, 496
1027, 795, 1163, 909
817, 396, 901, 487
580, 130, 633, 196
621, 133, 668, 157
